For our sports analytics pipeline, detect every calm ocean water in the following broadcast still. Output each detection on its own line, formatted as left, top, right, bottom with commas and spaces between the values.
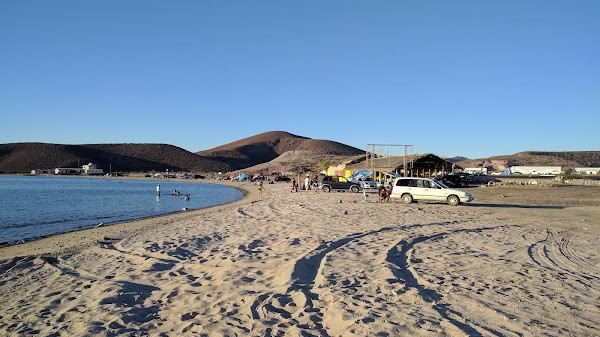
0, 175, 244, 243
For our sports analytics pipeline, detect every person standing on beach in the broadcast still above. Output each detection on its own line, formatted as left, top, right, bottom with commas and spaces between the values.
156, 184, 161, 197
291, 178, 297, 193
304, 175, 310, 191
258, 181, 265, 197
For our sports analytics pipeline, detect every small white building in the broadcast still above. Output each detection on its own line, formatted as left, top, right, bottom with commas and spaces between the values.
510, 166, 561, 175
464, 167, 488, 175
575, 167, 600, 175
55, 167, 83, 175
30, 169, 53, 175
82, 163, 104, 175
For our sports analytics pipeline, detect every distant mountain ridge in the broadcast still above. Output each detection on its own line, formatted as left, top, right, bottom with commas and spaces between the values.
0, 143, 227, 173
0, 133, 597, 174
456, 151, 600, 172
0, 131, 364, 174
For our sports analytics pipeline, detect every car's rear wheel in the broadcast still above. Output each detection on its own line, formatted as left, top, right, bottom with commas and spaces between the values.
350, 185, 359, 193
322, 185, 331, 193
402, 194, 413, 204
447, 195, 460, 206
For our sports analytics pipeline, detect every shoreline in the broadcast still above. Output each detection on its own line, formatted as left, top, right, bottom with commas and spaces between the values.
0, 179, 258, 261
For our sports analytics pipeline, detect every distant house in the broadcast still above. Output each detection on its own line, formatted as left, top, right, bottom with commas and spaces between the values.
55, 167, 83, 175
509, 166, 561, 175
30, 169, 53, 175
464, 167, 488, 175
82, 163, 104, 175
575, 167, 600, 175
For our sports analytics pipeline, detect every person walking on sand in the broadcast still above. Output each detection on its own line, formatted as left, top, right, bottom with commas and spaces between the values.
258, 181, 265, 197
156, 184, 161, 197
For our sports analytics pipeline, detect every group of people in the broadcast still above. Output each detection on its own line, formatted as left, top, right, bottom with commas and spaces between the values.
156, 184, 190, 200
378, 182, 393, 202
290, 175, 319, 193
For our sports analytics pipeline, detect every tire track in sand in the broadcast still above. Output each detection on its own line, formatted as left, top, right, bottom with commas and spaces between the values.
386, 225, 510, 337
249, 221, 464, 336
250, 226, 397, 336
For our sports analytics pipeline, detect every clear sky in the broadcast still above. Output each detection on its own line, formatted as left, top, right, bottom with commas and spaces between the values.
1, 1, 598, 159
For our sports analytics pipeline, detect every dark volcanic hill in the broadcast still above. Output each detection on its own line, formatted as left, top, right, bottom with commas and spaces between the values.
0, 143, 227, 174
196, 131, 364, 170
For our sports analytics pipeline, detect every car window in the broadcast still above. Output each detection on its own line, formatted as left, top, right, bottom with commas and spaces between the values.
422, 180, 433, 188
332, 177, 339, 182
408, 179, 419, 187
396, 179, 411, 187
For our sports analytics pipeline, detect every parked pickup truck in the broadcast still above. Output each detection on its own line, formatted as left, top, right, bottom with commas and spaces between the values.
321, 175, 362, 193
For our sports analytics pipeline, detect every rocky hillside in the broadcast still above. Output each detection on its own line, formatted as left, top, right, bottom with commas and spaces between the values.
457, 151, 600, 171
196, 131, 364, 170
0, 143, 227, 174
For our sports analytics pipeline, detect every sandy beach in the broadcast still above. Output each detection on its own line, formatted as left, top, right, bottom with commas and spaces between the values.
1, 181, 599, 336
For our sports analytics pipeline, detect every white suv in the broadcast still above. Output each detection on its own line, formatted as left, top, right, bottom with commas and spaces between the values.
390, 177, 474, 206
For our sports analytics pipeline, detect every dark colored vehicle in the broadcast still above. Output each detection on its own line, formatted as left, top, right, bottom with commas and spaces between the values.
274, 175, 291, 182
440, 175, 464, 188
456, 172, 474, 185
321, 175, 362, 193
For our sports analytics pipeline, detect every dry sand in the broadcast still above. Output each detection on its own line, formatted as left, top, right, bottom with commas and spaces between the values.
1, 181, 599, 336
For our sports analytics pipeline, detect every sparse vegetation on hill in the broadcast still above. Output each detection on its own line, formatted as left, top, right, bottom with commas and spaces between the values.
196, 131, 364, 171
457, 151, 600, 172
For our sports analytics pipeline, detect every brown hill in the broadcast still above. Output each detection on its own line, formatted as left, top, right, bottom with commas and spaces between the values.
196, 131, 364, 170
456, 151, 600, 171
0, 131, 365, 174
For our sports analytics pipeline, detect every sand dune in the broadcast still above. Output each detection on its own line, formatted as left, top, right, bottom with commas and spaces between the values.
1, 182, 599, 336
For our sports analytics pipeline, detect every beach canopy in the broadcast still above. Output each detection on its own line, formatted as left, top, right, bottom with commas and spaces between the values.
238, 173, 246, 181
349, 170, 373, 181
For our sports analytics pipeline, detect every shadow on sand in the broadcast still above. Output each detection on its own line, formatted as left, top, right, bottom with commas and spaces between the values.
465, 203, 564, 209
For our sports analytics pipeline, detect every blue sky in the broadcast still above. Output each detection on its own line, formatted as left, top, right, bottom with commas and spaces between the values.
1, 1, 598, 159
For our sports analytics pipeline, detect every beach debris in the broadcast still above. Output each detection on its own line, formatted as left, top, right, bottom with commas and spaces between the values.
96, 222, 104, 227
344, 210, 348, 215
339, 200, 343, 203
97, 237, 120, 245
103, 237, 120, 242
